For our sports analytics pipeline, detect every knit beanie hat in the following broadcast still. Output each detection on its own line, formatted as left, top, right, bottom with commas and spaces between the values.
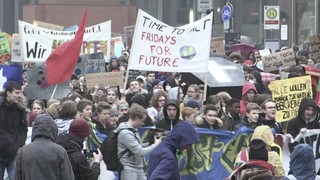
186, 100, 200, 109
130, 94, 146, 108
249, 139, 268, 162
69, 118, 90, 140
152, 79, 161, 87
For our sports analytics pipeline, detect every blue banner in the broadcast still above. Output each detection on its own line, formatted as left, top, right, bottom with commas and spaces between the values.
138, 127, 254, 180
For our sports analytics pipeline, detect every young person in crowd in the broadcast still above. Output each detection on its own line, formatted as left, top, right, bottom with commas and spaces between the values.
14, 114, 74, 180
56, 118, 103, 180
156, 99, 182, 131
147, 121, 199, 180
0, 82, 27, 180
115, 105, 162, 180
240, 83, 258, 116
197, 104, 223, 129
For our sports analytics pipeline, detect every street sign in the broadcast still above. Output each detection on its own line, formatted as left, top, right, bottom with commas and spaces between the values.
221, 5, 232, 22
264, 6, 280, 30
197, 0, 213, 13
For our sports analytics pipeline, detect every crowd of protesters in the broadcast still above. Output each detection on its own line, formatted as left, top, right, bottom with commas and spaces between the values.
1, 41, 320, 180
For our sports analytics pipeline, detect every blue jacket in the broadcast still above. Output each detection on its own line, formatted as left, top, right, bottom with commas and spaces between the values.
147, 121, 199, 180
283, 144, 317, 180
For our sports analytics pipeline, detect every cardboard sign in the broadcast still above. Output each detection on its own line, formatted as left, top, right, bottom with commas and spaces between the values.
210, 37, 225, 54
128, 10, 212, 73
33, 20, 64, 31
86, 71, 123, 89
11, 34, 22, 62
268, 76, 313, 122
262, 48, 296, 72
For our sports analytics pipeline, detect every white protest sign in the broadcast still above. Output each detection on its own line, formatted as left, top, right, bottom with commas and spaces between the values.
11, 34, 22, 62
128, 10, 212, 73
19, 20, 111, 62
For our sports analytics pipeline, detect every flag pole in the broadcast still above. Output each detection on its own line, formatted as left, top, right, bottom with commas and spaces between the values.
50, 84, 58, 100
203, 71, 208, 106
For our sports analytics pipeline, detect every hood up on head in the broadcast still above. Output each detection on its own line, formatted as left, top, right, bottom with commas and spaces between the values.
289, 144, 317, 179
164, 121, 199, 150
163, 99, 180, 121
32, 114, 58, 142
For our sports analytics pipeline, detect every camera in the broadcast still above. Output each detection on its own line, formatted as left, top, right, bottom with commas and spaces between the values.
148, 128, 167, 144
83, 149, 98, 158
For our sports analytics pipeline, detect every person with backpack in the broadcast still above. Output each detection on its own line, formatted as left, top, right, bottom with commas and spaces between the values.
234, 125, 285, 176
113, 104, 161, 180
282, 144, 320, 180
227, 139, 276, 180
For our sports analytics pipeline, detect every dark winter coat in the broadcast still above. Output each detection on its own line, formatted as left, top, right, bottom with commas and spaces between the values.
0, 97, 27, 162
147, 121, 199, 180
56, 133, 100, 180
14, 114, 74, 180
286, 98, 320, 138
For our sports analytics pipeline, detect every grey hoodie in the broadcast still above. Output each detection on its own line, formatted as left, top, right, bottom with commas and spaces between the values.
54, 118, 73, 135
114, 122, 156, 172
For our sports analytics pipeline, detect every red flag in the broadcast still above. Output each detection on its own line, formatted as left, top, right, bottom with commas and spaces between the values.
46, 11, 87, 85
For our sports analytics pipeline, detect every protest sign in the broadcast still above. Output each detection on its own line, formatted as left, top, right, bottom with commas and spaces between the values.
33, 20, 64, 31
85, 59, 105, 74
128, 10, 212, 73
19, 20, 111, 62
0, 32, 11, 56
26, 62, 70, 99
110, 36, 125, 58
85, 71, 123, 89
268, 75, 313, 122
11, 34, 22, 62
262, 48, 296, 72
210, 37, 225, 54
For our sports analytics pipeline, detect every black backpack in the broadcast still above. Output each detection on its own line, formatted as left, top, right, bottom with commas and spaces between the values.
101, 128, 136, 171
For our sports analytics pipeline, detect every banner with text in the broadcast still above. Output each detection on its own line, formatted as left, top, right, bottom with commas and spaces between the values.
262, 48, 296, 72
268, 75, 313, 122
128, 9, 212, 72
19, 20, 111, 62
86, 71, 123, 89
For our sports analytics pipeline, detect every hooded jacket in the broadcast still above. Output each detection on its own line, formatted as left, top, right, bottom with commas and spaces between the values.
282, 144, 319, 180
156, 99, 182, 131
147, 121, 199, 180
240, 83, 258, 115
56, 133, 100, 180
14, 114, 74, 180
0, 97, 27, 163
54, 118, 73, 135
235, 125, 285, 176
114, 122, 157, 172
286, 98, 320, 138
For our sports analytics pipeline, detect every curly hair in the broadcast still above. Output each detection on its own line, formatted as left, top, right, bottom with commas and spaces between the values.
149, 90, 169, 108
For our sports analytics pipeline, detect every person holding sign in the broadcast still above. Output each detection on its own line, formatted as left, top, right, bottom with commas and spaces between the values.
286, 97, 320, 139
